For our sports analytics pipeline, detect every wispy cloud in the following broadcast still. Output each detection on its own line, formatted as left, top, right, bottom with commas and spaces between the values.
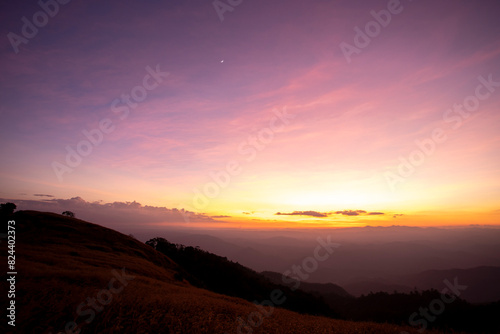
1, 1, 499, 227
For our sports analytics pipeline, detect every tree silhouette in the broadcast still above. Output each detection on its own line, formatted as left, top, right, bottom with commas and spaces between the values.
0, 202, 16, 215
62, 211, 75, 218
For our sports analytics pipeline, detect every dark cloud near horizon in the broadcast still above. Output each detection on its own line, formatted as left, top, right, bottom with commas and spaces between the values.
335, 210, 366, 216
276, 211, 328, 218
276, 210, 388, 217
33, 194, 55, 198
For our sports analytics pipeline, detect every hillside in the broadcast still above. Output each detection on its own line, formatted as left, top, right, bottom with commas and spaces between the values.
142, 232, 286, 272
0, 211, 449, 333
145, 237, 334, 317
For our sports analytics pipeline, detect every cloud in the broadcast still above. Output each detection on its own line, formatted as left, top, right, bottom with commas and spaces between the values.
212, 215, 231, 218
393, 214, 404, 218
276, 211, 328, 218
335, 210, 366, 216
275, 209, 387, 218
0, 197, 216, 228
33, 194, 55, 198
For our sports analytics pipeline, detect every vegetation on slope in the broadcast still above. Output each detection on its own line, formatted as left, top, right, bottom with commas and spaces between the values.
145, 237, 334, 317
0, 211, 449, 333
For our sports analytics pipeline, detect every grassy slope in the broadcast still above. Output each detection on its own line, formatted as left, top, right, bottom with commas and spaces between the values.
1, 211, 443, 334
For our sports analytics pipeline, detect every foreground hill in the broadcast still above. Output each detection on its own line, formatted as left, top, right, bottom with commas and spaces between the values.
1, 211, 446, 333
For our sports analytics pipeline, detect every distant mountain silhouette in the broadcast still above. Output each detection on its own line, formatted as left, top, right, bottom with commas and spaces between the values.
399, 266, 500, 303
343, 266, 500, 304
263, 271, 500, 333
343, 280, 414, 297
261, 271, 352, 298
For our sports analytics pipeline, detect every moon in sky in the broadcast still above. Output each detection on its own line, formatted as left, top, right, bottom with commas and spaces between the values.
221, 60, 224, 63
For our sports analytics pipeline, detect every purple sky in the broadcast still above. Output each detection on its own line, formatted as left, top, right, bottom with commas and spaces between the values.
1, 0, 499, 229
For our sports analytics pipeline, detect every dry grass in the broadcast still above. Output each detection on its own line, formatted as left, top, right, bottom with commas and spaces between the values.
1, 211, 450, 334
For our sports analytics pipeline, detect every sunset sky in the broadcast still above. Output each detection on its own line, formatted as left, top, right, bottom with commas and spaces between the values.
1, 0, 499, 229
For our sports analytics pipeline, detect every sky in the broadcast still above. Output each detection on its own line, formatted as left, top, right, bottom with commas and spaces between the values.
1, 0, 499, 230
